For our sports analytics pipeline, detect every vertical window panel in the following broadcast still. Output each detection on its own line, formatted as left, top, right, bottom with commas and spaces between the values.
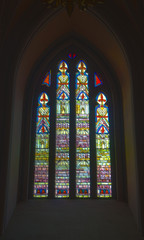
55, 61, 70, 198
96, 93, 112, 198
33, 92, 50, 197
76, 61, 90, 198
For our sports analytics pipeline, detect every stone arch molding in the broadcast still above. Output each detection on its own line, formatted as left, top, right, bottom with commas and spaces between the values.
6, 7, 139, 230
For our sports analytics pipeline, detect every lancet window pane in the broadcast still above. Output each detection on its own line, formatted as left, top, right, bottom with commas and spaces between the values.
76, 61, 90, 198
33, 93, 50, 197
55, 61, 70, 198
96, 93, 112, 197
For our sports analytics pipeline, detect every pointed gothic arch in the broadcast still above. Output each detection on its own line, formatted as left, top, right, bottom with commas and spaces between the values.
28, 48, 124, 199
1, 5, 142, 234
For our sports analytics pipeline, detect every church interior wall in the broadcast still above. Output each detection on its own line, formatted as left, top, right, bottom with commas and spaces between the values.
2, 8, 141, 234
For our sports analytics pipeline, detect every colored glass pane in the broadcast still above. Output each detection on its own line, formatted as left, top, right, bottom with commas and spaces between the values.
95, 93, 112, 198
94, 74, 102, 87
68, 53, 76, 59
76, 61, 90, 198
42, 71, 51, 87
55, 61, 70, 198
33, 92, 50, 197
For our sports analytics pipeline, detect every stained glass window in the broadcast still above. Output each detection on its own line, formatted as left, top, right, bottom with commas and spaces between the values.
96, 93, 112, 198
55, 61, 70, 198
33, 58, 114, 199
76, 61, 90, 198
33, 92, 50, 197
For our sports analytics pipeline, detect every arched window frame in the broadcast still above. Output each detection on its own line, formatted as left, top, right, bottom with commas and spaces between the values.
19, 46, 126, 202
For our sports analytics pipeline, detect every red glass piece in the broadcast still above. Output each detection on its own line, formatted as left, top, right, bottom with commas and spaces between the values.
81, 93, 85, 100
62, 93, 65, 99
44, 74, 49, 85
40, 93, 47, 102
101, 126, 105, 134
95, 74, 102, 87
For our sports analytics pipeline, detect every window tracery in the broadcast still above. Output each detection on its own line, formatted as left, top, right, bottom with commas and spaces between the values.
33, 59, 113, 199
